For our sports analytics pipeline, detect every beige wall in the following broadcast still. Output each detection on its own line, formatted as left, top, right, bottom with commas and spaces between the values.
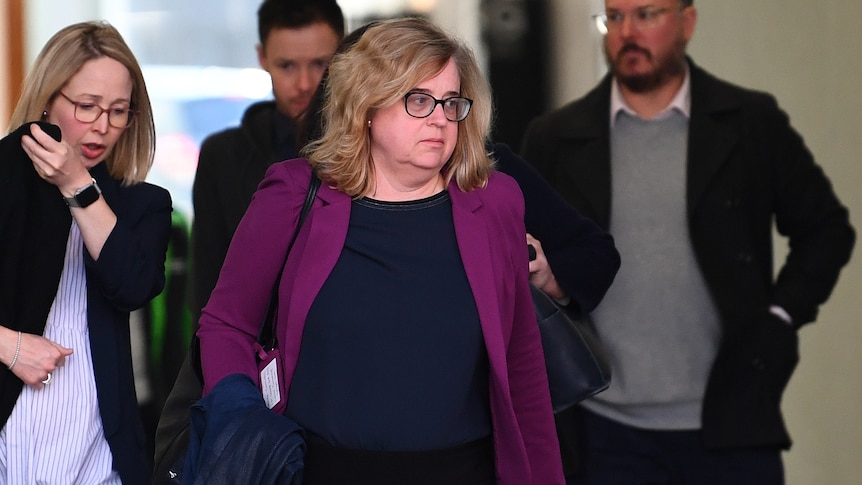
548, 1, 862, 483
1, 3, 9, 132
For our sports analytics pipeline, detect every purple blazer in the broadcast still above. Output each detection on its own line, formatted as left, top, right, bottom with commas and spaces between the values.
198, 158, 564, 484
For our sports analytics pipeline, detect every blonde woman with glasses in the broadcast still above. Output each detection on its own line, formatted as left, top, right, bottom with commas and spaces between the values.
0, 21, 171, 484
197, 17, 565, 484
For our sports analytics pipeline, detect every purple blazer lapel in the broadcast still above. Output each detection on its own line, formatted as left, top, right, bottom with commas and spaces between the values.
280, 184, 351, 389
448, 185, 509, 381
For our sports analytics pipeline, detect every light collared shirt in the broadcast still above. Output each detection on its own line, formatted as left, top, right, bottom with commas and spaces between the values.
610, 67, 692, 129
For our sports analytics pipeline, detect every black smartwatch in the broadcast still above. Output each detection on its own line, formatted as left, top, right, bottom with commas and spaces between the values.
64, 178, 102, 208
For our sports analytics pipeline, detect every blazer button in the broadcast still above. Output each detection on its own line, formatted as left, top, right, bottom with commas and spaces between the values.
737, 252, 753, 263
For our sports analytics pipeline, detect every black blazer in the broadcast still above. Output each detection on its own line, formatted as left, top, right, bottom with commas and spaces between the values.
0, 122, 172, 483
521, 60, 855, 449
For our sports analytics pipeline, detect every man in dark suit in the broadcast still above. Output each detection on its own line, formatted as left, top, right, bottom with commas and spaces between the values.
520, 1, 855, 483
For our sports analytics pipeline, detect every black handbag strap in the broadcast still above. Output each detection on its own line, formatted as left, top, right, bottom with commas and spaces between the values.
189, 169, 320, 383
257, 170, 321, 348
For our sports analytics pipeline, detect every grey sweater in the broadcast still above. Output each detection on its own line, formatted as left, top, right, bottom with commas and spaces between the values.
582, 111, 722, 430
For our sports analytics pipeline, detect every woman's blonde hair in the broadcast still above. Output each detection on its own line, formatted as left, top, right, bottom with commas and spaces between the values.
303, 17, 494, 196
8, 21, 155, 185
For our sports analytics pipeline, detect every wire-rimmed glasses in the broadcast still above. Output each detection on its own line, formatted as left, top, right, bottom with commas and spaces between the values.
58, 91, 136, 128
592, 6, 679, 35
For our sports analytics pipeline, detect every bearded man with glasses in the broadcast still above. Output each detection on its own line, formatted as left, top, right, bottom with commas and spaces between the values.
521, 1, 855, 483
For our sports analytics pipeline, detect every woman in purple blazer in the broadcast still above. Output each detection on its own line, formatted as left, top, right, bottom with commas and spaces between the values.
198, 17, 564, 485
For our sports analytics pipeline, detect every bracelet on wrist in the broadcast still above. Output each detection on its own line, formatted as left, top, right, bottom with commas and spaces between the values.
8, 331, 22, 370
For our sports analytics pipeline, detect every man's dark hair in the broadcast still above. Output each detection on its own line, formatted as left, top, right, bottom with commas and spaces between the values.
257, 0, 345, 45
680, 0, 693, 7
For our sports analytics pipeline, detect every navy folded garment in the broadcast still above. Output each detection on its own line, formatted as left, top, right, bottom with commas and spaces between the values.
184, 373, 305, 485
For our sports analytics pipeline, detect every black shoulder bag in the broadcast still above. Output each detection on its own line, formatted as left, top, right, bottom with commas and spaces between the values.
527, 244, 612, 413
531, 285, 612, 413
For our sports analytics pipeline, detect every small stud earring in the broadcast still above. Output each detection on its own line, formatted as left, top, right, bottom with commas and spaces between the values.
367, 120, 372, 128
42, 111, 48, 119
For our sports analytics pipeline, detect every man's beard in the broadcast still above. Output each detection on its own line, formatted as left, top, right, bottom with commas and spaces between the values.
606, 38, 687, 93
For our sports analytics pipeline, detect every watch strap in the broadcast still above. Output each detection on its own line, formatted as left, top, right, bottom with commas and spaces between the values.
64, 178, 102, 208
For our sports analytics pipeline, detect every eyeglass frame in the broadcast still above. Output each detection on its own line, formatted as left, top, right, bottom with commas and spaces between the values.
591, 5, 683, 35
402, 92, 473, 123
57, 91, 137, 129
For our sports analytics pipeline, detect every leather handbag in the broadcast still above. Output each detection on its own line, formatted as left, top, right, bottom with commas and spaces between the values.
152, 171, 320, 484
531, 283, 612, 413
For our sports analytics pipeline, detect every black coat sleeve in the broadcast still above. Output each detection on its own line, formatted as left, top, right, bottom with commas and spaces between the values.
491, 142, 620, 314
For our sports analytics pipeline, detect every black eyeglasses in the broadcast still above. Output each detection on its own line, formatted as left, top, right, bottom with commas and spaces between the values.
58, 91, 136, 128
403, 92, 473, 122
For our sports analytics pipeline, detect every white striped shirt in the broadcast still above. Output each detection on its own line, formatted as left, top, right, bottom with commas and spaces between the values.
0, 222, 121, 484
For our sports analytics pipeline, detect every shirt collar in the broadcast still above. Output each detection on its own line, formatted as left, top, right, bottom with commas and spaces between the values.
610, 65, 691, 128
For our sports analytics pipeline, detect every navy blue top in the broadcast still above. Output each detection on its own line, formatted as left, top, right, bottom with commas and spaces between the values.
286, 190, 491, 451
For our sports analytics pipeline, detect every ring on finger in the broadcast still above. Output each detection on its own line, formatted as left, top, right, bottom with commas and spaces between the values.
41, 373, 52, 385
